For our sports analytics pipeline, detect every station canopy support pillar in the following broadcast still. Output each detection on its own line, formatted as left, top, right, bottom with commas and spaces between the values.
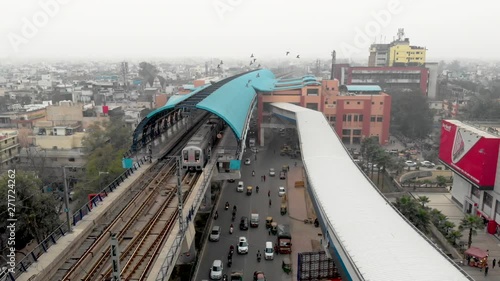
259, 126, 265, 147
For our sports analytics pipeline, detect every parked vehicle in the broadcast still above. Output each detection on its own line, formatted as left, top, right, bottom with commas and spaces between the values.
405, 160, 417, 167
420, 160, 435, 167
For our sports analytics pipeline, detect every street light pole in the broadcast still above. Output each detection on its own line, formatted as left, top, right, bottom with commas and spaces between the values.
62, 166, 72, 233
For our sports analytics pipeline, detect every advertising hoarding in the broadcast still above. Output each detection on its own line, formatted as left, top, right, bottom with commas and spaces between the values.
439, 120, 500, 189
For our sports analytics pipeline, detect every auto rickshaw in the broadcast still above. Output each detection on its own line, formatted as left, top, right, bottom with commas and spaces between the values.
246, 186, 252, 195
282, 257, 291, 274
266, 216, 273, 229
270, 222, 278, 235
280, 202, 287, 215
282, 165, 289, 172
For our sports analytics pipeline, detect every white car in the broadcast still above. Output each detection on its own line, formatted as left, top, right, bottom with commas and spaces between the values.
237, 236, 249, 254
420, 161, 435, 168
244, 158, 251, 165
210, 259, 223, 280
237, 181, 244, 192
278, 186, 286, 197
269, 168, 276, 177
405, 160, 417, 167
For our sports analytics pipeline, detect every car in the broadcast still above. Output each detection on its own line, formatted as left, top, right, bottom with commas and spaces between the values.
209, 226, 221, 242
420, 160, 435, 168
237, 236, 249, 254
264, 241, 274, 260
237, 181, 244, 192
210, 260, 223, 280
253, 271, 266, 281
278, 186, 286, 197
269, 168, 275, 176
279, 171, 286, 179
239, 216, 249, 230
405, 160, 417, 167
244, 158, 251, 165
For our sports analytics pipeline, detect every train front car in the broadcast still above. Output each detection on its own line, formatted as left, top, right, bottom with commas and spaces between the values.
181, 116, 225, 171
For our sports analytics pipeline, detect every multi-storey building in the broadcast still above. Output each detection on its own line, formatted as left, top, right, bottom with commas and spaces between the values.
256, 78, 391, 145
439, 120, 500, 236
368, 28, 427, 67
0, 130, 20, 170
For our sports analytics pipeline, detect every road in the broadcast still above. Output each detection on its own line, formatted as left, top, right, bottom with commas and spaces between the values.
194, 135, 295, 281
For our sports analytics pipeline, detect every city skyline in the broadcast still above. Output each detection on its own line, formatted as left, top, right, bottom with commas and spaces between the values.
0, 0, 499, 61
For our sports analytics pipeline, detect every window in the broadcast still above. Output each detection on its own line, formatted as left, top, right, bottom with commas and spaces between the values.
342, 129, 351, 135
380, 102, 383, 105
307, 88, 319, 96
359, 115, 364, 122
370, 116, 376, 122
357, 101, 360, 105
341, 137, 350, 144
330, 116, 336, 122
347, 115, 352, 122
354, 115, 358, 122
346, 101, 350, 105
69, 157, 75, 162
194, 150, 200, 162
306, 103, 318, 111
377, 116, 383, 122
333, 101, 336, 105
183, 151, 188, 161
371, 102, 374, 105
484, 192, 493, 208
342, 115, 346, 121
353, 129, 362, 135
471, 186, 480, 199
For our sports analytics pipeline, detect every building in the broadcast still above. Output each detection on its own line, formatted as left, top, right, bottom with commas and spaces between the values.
368, 28, 427, 67
439, 120, 500, 236
257, 77, 391, 145
0, 130, 20, 170
345, 66, 429, 96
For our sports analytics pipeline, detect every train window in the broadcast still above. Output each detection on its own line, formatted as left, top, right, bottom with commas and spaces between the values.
195, 151, 200, 162
183, 151, 188, 161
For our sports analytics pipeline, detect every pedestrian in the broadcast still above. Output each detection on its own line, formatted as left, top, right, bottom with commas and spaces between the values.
294, 162, 297, 167
287, 166, 290, 171
264, 175, 266, 182
493, 258, 497, 268
268, 190, 270, 197
485, 265, 489, 276
268, 228, 271, 235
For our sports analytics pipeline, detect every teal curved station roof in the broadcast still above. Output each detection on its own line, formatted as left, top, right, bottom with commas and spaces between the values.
139, 69, 323, 142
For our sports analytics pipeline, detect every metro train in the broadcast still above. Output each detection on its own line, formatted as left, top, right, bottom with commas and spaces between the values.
181, 115, 225, 171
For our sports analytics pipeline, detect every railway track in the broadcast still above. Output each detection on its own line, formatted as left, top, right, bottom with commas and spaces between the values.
58, 160, 177, 280
81, 171, 200, 280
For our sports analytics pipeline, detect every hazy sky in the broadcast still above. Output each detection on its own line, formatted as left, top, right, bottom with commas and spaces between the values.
0, 0, 498, 61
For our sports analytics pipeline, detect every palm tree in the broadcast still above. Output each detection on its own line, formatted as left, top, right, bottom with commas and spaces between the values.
458, 215, 484, 248
418, 196, 430, 208
443, 221, 456, 235
447, 230, 463, 246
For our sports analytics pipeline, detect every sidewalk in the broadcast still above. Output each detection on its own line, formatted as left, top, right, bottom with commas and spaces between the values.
286, 164, 324, 281
413, 191, 500, 280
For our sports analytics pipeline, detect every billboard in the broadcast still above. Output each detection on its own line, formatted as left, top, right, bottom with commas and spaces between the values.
439, 120, 500, 188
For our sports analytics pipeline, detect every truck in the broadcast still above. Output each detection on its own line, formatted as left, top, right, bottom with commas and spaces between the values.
277, 224, 292, 254
250, 213, 259, 227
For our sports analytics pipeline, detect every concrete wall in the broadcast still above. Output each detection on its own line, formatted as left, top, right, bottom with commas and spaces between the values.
47, 104, 83, 123
36, 132, 84, 149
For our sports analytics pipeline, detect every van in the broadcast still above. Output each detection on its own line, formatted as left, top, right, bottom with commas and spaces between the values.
209, 226, 221, 242
264, 241, 274, 260
237, 181, 244, 192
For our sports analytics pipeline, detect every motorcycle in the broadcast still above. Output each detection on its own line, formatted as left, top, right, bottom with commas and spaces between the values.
231, 213, 235, 222
229, 226, 233, 234
223, 274, 228, 281
225, 202, 229, 211
229, 245, 234, 256
256, 186, 259, 193
257, 252, 261, 262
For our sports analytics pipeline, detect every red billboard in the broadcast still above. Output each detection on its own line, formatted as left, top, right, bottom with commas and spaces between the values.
439, 120, 500, 189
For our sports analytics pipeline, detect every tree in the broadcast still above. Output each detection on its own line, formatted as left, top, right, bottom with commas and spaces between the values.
139, 62, 159, 87
0, 172, 61, 251
418, 196, 430, 208
436, 175, 448, 187
394, 195, 430, 233
390, 90, 433, 139
458, 215, 484, 248
447, 230, 462, 246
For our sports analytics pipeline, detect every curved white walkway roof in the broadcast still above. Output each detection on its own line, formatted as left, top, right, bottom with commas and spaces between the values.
271, 102, 472, 281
